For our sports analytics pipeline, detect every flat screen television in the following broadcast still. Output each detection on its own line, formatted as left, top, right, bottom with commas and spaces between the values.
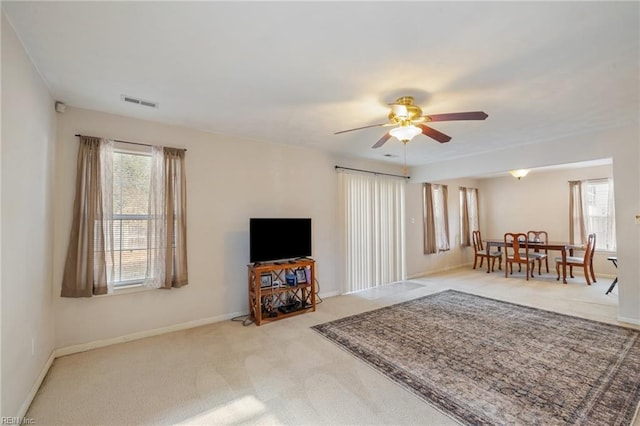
250, 218, 312, 263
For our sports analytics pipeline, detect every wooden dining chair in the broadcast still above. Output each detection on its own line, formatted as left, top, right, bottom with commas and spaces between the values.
504, 232, 537, 280
555, 233, 597, 285
472, 230, 502, 271
527, 230, 549, 274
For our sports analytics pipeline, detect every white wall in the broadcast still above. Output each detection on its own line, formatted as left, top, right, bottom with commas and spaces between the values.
1, 13, 57, 417
410, 124, 640, 323
53, 107, 403, 349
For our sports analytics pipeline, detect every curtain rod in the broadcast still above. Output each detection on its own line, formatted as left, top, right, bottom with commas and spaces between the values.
335, 165, 410, 180
74, 134, 187, 151
568, 178, 609, 182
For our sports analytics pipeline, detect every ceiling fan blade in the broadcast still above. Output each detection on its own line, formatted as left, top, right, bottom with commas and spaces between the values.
372, 133, 391, 149
424, 111, 488, 122
419, 124, 452, 143
334, 123, 387, 135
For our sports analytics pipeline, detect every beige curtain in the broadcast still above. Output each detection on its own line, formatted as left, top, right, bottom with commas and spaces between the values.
61, 137, 114, 297
469, 188, 479, 234
424, 183, 450, 254
423, 183, 437, 254
460, 187, 470, 246
569, 180, 586, 245
439, 185, 450, 251
144, 146, 188, 289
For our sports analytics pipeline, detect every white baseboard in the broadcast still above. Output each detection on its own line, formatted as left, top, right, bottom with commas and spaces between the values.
319, 290, 340, 298
407, 265, 615, 281
617, 316, 640, 326
56, 293, 337, 358
407, 263, 473, 280
17, 350, 55, 419
55, 311, 245, 357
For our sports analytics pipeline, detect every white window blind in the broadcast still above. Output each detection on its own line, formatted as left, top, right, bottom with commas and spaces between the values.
113, 151, 151, 285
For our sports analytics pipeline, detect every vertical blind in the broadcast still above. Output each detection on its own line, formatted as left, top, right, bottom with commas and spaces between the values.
338, 170, 406, 293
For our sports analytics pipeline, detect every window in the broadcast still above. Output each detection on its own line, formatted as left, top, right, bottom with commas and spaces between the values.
112, 149, 151, 286
62, 136, 188, 297
584, 179, 616, 251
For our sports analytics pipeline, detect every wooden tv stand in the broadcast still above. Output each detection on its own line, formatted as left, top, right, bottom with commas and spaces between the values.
248, 258, 316, 326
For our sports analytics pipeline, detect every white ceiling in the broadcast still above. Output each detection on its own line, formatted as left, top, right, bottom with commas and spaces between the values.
3, 1, 639, 167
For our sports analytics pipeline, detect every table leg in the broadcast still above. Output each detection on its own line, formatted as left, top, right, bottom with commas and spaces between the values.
486, 243, 491, 273
562, 248, 568, 284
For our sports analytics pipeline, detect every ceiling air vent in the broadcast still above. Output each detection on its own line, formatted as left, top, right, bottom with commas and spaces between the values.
121, 95, 158, 109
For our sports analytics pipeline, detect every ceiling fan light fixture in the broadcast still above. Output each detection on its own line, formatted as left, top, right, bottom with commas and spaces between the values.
389, 125, 421, 142
509, 169, 530, 180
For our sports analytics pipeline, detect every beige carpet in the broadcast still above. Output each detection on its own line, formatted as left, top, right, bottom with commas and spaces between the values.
27, 268, 640, 425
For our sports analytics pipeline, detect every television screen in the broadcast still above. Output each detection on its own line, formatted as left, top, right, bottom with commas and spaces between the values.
250, 218, 312, 263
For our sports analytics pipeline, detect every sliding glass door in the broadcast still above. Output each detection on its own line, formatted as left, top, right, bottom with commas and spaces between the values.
338, 170, 406, 293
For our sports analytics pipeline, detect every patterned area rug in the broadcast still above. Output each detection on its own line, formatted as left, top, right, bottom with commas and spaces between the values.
312, 290, 640, 425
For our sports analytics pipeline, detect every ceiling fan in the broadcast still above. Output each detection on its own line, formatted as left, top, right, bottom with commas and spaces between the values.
334, 96, 488, 149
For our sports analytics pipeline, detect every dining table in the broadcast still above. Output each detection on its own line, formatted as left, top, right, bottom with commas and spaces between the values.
483, 239, 583, 283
